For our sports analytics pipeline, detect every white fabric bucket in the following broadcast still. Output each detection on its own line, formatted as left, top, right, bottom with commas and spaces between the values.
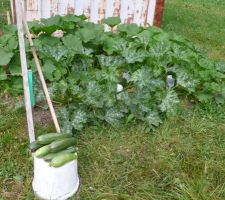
32, 156, 79, 200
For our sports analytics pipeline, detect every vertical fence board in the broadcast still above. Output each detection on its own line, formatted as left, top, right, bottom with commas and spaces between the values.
90, 0, 99, 23
41, 0, 51, 19
74, 0, 83, 16
83, 0, 91, 19
26, 0, 41, 20
128, 0, 136, 24
58, 0, 69, 16
140, 0, 150, 26
120, 0, 128, 24
68, 0, 76, 14
133, 0, 143, 25
50, 0, 59, 17
105, 0, 114, 18
148, 0, 157, 26
98, 0, 106, 23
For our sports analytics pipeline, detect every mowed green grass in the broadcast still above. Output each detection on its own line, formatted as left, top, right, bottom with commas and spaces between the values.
1, 0, 225, 199
1, 103, 225, 199
75, 104, 225, 200
162, 0, 225, 61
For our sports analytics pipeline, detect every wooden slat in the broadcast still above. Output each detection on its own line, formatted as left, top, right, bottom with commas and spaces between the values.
74, 0, 83, 16
58, 0, 69, 16
120, 0, 128, 24
133, 0, 144, 25
41, 0, 51, 19
105, 0, 114, 18
26, 0, 41, 20
16, 0, 35, 143
90, 0, 99, 23
50, 0, 59, 17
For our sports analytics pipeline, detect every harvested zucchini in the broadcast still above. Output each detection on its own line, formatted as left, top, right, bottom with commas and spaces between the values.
44, 147, 76, 161
50, 138, 76, 153
50, 152, 78, 168
37, 133, 72, 145
29, 141, 43, 152
35, 145, 51, 158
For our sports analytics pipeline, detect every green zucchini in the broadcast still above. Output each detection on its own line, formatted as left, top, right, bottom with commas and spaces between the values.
37, 133, 72, 145
50, 152, 78, 168
44, 147, 76, 162
35, 145, 51, 158
50, 138, 76, 153
29, 141, 43, 152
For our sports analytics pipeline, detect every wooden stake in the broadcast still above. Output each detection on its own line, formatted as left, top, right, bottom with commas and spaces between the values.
22, 11, 61, 133
6, 11, 11, 24
16, 0, 35, 143
10, 0, 15, 24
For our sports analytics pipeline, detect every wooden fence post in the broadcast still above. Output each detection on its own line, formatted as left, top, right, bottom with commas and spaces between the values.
16, 0, 35, 142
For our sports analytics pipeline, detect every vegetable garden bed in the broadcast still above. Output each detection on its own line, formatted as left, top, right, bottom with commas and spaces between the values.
0, 14, 225, 133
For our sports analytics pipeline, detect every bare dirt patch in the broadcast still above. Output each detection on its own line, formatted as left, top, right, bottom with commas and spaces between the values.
33, 107, 52, 126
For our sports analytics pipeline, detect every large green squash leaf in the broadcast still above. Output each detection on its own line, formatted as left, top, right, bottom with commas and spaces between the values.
62, 34, 84, 53
103, 17, 121, 27
0, 47, 13, 66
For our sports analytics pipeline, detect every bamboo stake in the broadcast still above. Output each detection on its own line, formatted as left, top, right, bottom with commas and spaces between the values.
10, 0, 15, 24
15, 0, 35, 143
6, 11, 11, 24
21, 11, 61, 133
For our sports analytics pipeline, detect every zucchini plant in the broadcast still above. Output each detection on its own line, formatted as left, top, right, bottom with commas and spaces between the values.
0, 15, 225, 132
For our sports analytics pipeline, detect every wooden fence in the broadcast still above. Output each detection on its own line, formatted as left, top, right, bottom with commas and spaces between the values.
10, 0, 165, 27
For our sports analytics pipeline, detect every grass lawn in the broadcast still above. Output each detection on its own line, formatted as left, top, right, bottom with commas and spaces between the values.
162, 0, 225, 61
1, 0, 225, 199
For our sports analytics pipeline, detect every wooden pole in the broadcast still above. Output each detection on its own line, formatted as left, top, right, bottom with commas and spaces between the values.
16, 0, 35, 143
10, 0, 15, 24
6, 11, 11, 24
22, 12, 61, 133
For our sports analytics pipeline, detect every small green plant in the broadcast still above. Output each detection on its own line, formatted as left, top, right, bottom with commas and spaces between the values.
0, 15, 225, 132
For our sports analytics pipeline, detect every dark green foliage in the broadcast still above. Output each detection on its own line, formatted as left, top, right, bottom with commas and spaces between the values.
0, 15, 224, 131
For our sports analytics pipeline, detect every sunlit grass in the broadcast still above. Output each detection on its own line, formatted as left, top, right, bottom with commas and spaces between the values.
162, 0, 225, 61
